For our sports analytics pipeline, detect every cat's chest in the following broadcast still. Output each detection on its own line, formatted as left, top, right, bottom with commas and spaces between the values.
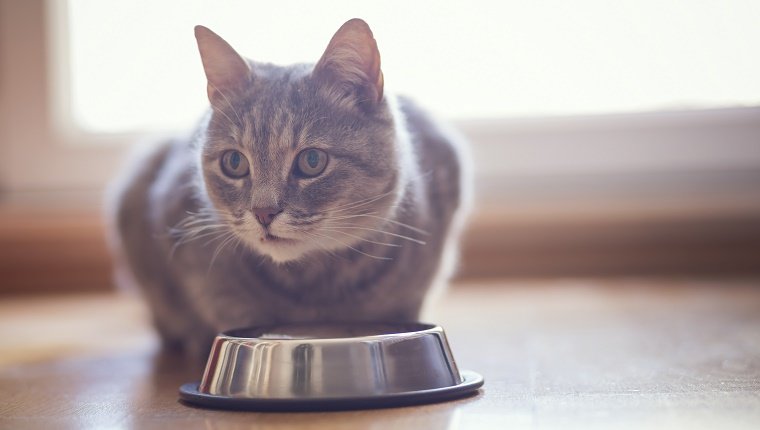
177, 244, 431, 328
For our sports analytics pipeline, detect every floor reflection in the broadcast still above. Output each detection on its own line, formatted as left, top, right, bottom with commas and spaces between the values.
121, 346, 473, 430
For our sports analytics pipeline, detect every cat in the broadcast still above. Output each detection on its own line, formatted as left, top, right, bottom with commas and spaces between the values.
107, 18, 471, 358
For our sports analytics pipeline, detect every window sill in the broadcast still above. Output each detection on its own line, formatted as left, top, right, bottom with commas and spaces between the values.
2, 181, 760, 295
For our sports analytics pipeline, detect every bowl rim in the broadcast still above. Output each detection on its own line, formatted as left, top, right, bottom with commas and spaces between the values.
217, 321, 443, 344
181, 369, 484, 411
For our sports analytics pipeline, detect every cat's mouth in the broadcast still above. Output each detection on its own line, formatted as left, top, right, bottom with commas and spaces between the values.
260, 232, 296, 244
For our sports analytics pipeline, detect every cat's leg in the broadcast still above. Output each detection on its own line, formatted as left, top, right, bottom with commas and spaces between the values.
107, 140, 199, 350
112, 254, 187, 350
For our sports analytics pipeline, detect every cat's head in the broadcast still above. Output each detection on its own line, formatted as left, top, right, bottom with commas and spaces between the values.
194, 19, 405, 263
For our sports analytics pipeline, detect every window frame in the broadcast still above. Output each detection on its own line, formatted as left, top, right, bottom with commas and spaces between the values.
2, 0, 760, 287
1, 0, 759, 211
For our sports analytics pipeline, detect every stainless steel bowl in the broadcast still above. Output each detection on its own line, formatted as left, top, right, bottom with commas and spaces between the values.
180, 322, 483, 410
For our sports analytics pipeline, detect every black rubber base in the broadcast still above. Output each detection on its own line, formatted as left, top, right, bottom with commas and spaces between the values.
179, 370, 483, 412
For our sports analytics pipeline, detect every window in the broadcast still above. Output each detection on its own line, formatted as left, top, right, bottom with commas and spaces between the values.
63, 0, 760, 133
2, 0, 759, 196
1, 0, 759, 281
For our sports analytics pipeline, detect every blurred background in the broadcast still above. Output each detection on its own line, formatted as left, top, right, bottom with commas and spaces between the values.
1, 0, 760, 294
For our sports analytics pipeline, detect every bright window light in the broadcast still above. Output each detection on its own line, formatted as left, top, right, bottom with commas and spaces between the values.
65, 0, 760, 133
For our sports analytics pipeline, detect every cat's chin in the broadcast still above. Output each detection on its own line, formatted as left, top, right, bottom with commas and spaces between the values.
249, 234, 311, 264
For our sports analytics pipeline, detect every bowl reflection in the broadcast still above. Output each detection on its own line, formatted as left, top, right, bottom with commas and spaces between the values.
199, 322, 463, 399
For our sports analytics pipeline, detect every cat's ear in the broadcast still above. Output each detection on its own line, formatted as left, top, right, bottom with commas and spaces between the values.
313, 19, 384, 110
194, 25, 251, 102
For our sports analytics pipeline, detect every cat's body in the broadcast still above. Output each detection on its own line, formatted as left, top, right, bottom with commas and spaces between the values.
108, 20, 470, 356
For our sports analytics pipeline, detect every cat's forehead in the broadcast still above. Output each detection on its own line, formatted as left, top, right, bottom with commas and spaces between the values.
205, 59, 383, 155
234, 63, 318, 128
246, 62, 312, 98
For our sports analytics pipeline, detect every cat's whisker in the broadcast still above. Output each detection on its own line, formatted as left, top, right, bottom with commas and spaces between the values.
324, 212, 378, 221
182, 228, 221, 243
330, 196, 392, 214
171, 226, 231, 259
169, 216, 231, 259
229, 234, 244, 258
201, 229, 236, 247
172, 220, 229, 231
172, 229, 226, 248
207, 230, 238, 273
322, 170, 431, 216
326, 189, 396, 211
175, 209, 233, 226
337, 202, 408, 219
300, 230, 342, 261
172, 223, 228, 240
175, 207, 235, 226
326, 213, 430, 235
182, 208, 229, 217
175, 214, 214, 224
320, 224, 427, 245
319, 228, 401, 248
289, 225, 337, 258
174, 221, 229, 232
186, 207, 229, 215
308, 231, 392, 261
328, 190, 395, 214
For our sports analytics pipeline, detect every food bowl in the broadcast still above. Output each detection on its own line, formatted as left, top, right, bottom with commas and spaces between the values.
179, 322, 483, 411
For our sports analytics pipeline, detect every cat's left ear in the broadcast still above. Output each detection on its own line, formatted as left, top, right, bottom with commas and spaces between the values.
194, 25, 251, 102
313, 19, 384, 111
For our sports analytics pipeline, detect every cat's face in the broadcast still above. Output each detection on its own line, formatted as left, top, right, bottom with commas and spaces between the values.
195, 20, 401, 263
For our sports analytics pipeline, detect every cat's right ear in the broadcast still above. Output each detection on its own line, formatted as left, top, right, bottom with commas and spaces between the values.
194, 25, 251, 102
313, 19, 384, 112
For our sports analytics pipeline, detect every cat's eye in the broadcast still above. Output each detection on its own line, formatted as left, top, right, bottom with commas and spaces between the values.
295, 148, 328, 178
220, 150, 250, 178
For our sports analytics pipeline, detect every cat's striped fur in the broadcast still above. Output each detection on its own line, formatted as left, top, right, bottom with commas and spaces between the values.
107, 19, 471, 357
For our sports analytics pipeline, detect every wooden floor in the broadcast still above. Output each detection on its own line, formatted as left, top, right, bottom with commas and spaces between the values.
1, 279, 759, 429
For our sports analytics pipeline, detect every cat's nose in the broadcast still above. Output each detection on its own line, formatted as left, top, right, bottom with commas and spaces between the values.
252, 206, 283, 226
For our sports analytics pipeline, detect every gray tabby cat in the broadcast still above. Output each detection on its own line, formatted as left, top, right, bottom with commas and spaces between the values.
108, 19, 471, 357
